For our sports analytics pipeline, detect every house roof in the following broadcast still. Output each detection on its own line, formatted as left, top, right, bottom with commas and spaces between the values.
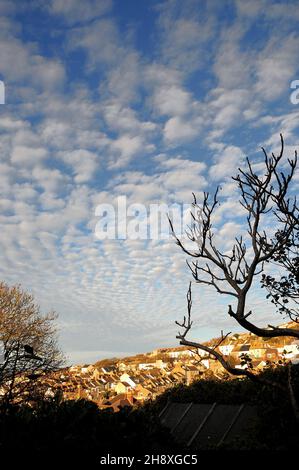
185, 365, 199, 371
121, 381, 132, 387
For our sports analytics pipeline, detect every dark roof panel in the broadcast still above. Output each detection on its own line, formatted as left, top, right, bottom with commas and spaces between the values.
160, 402, 258, 450
160, 402, 191, 431
174, 404, 214, 445
193, 404, 242, 448
223, 404, 258, 445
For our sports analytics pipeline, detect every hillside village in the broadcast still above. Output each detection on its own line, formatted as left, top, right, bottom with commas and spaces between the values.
40, 322, 299, 412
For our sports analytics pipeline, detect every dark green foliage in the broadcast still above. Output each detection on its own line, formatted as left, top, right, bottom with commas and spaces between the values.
260, 230, 299, 321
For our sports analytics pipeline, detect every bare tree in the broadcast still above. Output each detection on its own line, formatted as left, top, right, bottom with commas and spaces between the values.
169, 135, 299, 417
0, 281, 64, 405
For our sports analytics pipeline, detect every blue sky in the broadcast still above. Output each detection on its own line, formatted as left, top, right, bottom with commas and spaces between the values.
0, 0, 299, 364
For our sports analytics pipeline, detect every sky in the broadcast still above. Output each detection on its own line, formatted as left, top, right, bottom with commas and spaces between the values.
0, 0, 299, 365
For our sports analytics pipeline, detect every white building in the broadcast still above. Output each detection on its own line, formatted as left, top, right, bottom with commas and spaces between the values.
278, 343, 299, 359
120, 373, 137, 388
167, 349, 196, 359
139, 359, 167, 370
219, 344, 234, 356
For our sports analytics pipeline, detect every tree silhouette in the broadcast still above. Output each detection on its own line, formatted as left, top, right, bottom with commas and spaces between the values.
0, 282, 64, 406
170, 135, 299, 420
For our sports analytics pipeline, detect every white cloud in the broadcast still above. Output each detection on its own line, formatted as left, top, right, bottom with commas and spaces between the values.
156, 2, 216, 73
103, 101, 156, 133
213, 25, 250, 90
153, 85, 193, 116
158, 156, 206, 173
0, 32, 65, 92
11, 145, 48, 166
209, 145, 244, 181
31, 166, 69, 193
68, 19, 122, 68
60, 149, 100, 183
164, 116, 200, 143
0, 116, 29, 131
255, 36, 299, 101
49, 0, 112, 24
105, 52, 141, 104
109, 134, 155, 168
